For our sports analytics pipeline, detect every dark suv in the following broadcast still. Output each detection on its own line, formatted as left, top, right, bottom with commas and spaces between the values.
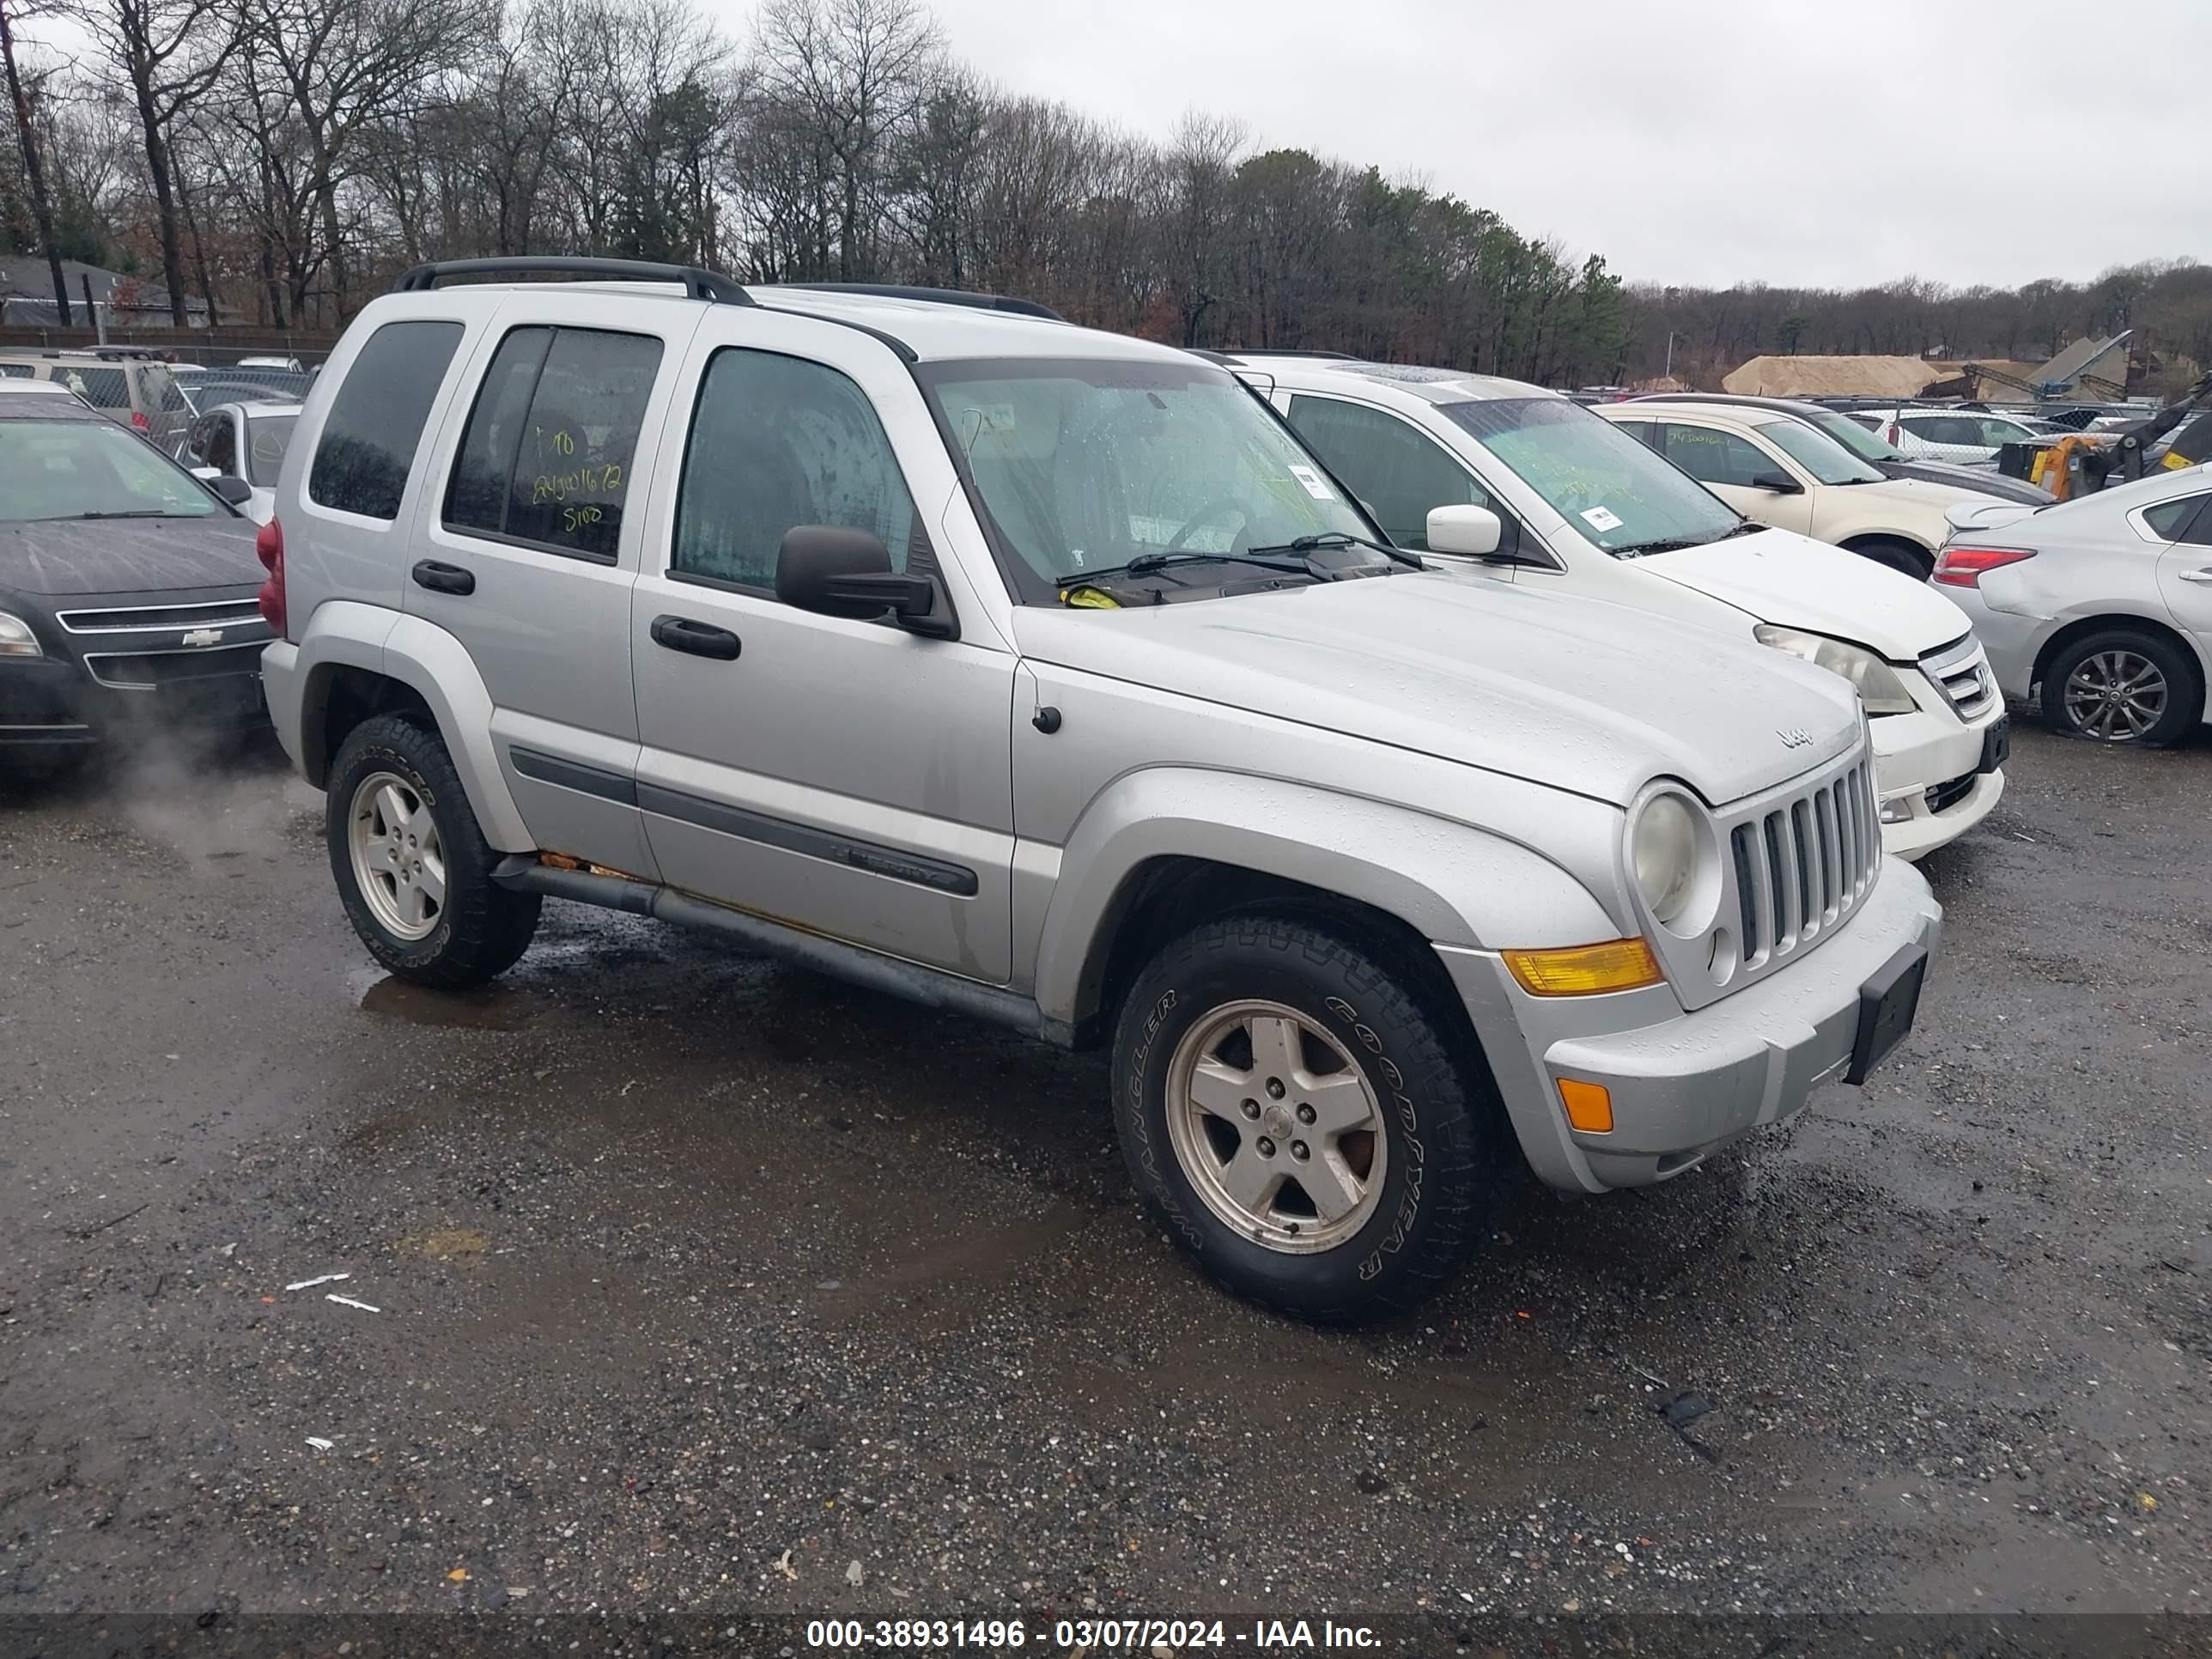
0, 386, 272, 775
1626, 392, 2055, 505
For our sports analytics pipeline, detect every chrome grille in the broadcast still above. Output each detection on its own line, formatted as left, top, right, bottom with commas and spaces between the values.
1729, 753, 1881, 975
57, 598, 264, 635
1921, 633, 1997, 720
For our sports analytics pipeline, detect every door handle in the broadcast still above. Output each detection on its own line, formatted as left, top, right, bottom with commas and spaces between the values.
650, 614, 742, 660
411, 559, 476, 596
2179, 568, 2212, 585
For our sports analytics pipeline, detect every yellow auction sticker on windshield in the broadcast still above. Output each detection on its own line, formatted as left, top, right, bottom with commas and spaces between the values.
1061, 586, 1121, 608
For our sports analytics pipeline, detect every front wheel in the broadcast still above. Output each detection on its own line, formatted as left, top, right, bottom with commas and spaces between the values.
2039, 629, 2203, 747
1110, 914, 1504, 1324
326, 714, 540, 987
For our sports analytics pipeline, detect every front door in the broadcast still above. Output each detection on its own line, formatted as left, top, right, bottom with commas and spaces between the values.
629, 320, 1018, 984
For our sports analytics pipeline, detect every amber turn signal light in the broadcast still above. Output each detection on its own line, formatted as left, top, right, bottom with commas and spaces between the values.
1556, 1079, 1614, 1134
1502, 939, 1662, 996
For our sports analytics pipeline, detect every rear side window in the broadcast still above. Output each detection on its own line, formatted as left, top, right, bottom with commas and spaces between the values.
443, 325, 661, 561
2144, 495, 2211, 545
672, 349, 915, 590
310, 319, 464, 520
64, 367, 131, 411
0, 362, 31, 379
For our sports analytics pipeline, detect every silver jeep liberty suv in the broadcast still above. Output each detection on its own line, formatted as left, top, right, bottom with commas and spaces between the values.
258, 258, 1942, 1323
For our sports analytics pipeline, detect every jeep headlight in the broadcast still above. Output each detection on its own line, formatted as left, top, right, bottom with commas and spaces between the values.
0, 612, 41, 659
1630, 788, 1708, 929
1753, 624, 1917, 714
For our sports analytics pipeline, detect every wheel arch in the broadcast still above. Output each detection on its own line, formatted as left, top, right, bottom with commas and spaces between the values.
2031, 611, 2209, 713
1839, 532, 1936, 576
293, 605, 533, 850
1030, 769, 1623, 1042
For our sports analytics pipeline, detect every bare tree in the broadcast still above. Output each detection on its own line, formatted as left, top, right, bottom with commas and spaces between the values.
0, 0, 68, 319
67, 0, 240, 323
240, 0, 492, 312
750, 0, 942, 281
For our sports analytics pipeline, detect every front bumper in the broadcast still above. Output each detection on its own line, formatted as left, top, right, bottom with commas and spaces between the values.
0, 647, 270, 759
0, 658, 98, 752
1438, 857, 1942, 1194
1868, 674, 2007, 859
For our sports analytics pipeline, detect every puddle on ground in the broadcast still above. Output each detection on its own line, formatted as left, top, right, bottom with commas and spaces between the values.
349, 966, 540, 1030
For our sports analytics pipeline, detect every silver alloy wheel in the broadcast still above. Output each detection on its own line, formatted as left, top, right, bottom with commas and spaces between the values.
2063, 648, 2168, 741
1164, 999, 1388, 1253
347, 770, 447, 941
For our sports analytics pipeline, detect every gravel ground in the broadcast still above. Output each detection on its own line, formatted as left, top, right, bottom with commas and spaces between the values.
1, 719, 2207, 1650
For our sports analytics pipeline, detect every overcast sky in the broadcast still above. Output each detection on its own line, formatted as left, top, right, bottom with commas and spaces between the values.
723, 0, 2209, 293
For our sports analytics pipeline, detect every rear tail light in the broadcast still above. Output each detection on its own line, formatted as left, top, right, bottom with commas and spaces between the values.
256, 517, 287, 635
1932, 545, 2036, 588
131, 410, 150, 430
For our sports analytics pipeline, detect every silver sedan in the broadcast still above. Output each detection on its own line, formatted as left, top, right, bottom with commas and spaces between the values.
1933, 465, 2212, 746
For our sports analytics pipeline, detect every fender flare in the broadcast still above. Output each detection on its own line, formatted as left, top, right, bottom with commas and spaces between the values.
292, 602, 534, 852
1029, 767, 1621, 1028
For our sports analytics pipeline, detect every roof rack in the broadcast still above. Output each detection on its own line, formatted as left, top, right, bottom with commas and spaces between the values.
1212, 348, 1358, 361
775, 283, 1064, 322
391, 257, 755, 307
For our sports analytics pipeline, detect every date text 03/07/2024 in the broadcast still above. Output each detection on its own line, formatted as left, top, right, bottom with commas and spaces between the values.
804, 1618, 1382, 1650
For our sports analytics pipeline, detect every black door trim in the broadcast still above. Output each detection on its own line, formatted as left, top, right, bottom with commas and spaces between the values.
508, 745, 638, 806
635, 781, 979, 897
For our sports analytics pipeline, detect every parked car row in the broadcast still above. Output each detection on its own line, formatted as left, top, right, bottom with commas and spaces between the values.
7, 263, 2204, 1328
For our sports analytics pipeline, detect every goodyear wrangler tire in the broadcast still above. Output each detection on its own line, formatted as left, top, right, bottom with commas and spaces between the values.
1110, 913, 1500, 1324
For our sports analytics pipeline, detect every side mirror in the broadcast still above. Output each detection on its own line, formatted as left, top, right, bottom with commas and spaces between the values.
1749, 471, 1803, 494
208, 475, 253, 505
1425, 502, 1504, 557
190, 465, 220, 480
775, 525, 957, 640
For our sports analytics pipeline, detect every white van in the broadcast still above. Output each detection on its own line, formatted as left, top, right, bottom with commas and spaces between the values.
1231, 356, 2008, 859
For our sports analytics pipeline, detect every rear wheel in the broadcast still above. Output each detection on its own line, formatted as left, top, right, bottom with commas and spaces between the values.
1110, 913, 1504, 1324
326, 714, 539, 986
1844, 537, 1932, 580
2039, 628, 2202, 748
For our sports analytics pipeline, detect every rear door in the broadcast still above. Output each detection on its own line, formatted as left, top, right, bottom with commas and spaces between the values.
628, 311, 1018, 983
402, 296, 705, 878
2148, 491, 2212, 671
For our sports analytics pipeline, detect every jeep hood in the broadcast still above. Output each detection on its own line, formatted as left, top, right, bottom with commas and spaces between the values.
1642, 526, 1976, 658
1013, 571, 1860, 809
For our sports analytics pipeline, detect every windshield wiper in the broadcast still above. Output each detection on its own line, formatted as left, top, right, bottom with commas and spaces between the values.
1610, 536, 1707, 557
1053, 550, 1312, 588
67, 509, 182, 520
1246, 531, 1424, 570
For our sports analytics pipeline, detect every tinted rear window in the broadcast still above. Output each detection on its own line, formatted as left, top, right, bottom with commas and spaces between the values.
443, 325, 661, 561
309, 319, 464, 520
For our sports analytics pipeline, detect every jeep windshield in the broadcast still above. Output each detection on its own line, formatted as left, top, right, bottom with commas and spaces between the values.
1440, 397, 1741, 556
923, 358, 1384, 602
0, 418, 222, 521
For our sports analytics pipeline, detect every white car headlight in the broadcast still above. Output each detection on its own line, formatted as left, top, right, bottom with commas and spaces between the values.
0, 611, 41, 659
1630, 789, 1706, 928
1753, 623, 1917, 715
